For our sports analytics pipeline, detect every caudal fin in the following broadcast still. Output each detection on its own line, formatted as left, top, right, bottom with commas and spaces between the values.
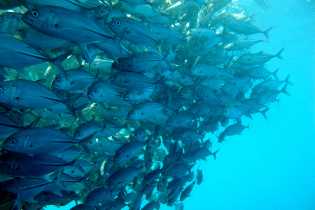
275, 48, 285, 60
284, 74, 294, 85
260, 107, 269, 121
263, 26, 274, 39
281, 83, 291, 96
272, 68, 279, 80
212, 149, 220, 160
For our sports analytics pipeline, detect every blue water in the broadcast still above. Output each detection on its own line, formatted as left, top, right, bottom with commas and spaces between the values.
44, 0, 315, 210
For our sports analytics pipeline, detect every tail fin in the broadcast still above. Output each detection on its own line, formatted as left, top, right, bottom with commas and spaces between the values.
275, 48, 285, 60
261, 38, 269, 43
263, 26, 274, 39
272, 68, 279, 80
284, 74, 293, 85
51, 50, 72, 74
280, 83, 291, 96
260, 108, 269, 121
212, 149, 220, 160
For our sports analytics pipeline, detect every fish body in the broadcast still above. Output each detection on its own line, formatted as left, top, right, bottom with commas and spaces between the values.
166, 112, 194, 128
112, 52, 164, 72
128, 101, 164, 121
236, 48, 284, 65
111, 72, 157, 90
87, 80, 120, 103
22, 6, 113, 44
223, 16, 273, 38
0, 153, 75, 177
0, 12, 26, 35
223, 39, 266, 51
114, 141, 146, 163
3, 128, 76, 154
180, 181, 195, 201
105, 166, 143, 190
0, 35, 52, 69
109, 17, 158, 45
0, 80, 63, 110
52, 68, 95, 91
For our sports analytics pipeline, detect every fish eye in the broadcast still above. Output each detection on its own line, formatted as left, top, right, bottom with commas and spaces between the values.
131, 112, 134, 115
116, 20, 120, 26
56, 78, 61, 83
77, 132, 81, 137
125, 91, 129, 95
0, 86, 3, 92
113, 75, 117, 79
114, 61, 118, 65
31, 10, 39, 18
10, 139, 16, 144
93, 89, 97, 93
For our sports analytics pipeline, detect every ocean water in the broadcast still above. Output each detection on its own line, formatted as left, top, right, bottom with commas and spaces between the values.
5, 0, 313, 210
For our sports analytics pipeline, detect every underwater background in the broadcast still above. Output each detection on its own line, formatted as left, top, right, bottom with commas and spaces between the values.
42, 0, 315, 209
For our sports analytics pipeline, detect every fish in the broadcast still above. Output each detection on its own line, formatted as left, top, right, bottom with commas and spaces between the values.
22, 6, 114, 44
87, 80, 120, 103
236, 48, 285, 65
128, 101, 164, 121
0, 1, 290, 210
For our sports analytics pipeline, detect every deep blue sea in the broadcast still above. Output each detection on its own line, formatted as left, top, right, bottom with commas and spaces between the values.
41, 0, 315, 209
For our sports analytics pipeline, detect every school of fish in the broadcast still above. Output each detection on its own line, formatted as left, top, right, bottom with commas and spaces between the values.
0, 0, 291, 210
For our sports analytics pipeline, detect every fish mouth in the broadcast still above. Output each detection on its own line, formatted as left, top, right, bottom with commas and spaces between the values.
87, 93, 94, 100
21, 15, 33, 24
108, 23, 117, 33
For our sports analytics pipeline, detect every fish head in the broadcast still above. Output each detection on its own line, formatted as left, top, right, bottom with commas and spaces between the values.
22, 6, 57, 31
0, 13, 20, 35
122, 89, 132, 100
111, 58, 127, 70
110, 72, 126, 87
51, 74, 70, 90
2, 132, 27, 152
190, 66, 202, 76
134, 127, 146, 140
178, 87, 193, 99
87, 82, 103, 102
127, 109, 138, 121
73, 126, 88, 141
105, 178, 117, 190
165, 116, 176, 127
0, 81, 20, 104
109, 17, 128, 34
196, 85, 206, 98
113, 150, 125, 163
80, 43, 98, 64
94, 6, 111, 18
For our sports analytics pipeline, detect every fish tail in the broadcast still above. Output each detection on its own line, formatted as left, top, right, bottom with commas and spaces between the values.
212, 149, 220, 160
281, 83, 291, 96
51, 50, 72, 73
275, 48, 285, 60
272, 68, 279, 80
263, 26, 274, 39
260, 107, 269, 121
284, 74, 293, 85
261, 38, 269, 43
